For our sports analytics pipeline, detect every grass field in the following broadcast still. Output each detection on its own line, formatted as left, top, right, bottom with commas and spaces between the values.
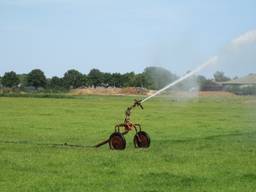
0, 95, 256, 192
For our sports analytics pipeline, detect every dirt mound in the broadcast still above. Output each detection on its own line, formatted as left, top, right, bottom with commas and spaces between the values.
199, 91, 235, 97
70, 88, 235, 97
70, 87, 149, 96
120, 87, 148, 95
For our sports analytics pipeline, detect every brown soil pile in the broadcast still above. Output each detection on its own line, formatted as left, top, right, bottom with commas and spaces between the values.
70, 88, 234, 97
70, 87, 149, 96
199, 91, 235, 97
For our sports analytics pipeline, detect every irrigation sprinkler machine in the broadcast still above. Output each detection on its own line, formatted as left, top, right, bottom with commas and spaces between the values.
95, 99, 150, 150
94, 56, 218, 150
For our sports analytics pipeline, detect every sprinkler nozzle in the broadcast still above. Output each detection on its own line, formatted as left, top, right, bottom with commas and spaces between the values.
134, 99, 143, 109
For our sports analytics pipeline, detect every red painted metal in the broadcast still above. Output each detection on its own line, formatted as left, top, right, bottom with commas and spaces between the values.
94, 99, 150, 149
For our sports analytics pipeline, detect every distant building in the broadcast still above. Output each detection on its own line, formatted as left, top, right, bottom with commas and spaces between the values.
221, 74, 256, 95
222, 74, 256, 87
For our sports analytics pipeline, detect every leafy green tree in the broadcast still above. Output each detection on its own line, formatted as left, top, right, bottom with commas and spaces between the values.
197, 75, 208, 90
27, 69, 47, 89
143, 67, 177, 90
197, 76, 222, 91
1, 71, 20, 88
17, 74, 28, 88
134, 73, 146, 87
49, 76, 64, 90
120, 72, 136, 87
88, 69, 103, 87
102, 72, 112, 87
110, 73, 122, 87
81, 74, 88, 87
63, 69, 84, 89
213, 71, 230, 82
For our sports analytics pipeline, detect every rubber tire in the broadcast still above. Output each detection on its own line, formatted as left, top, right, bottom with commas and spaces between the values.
109, 132, 126, 150
134, 131, 151, 148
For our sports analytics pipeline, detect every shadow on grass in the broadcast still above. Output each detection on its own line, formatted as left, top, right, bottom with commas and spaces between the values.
0, 140, 93, 148
1, 131, 255, 150
169, 130, 256, 144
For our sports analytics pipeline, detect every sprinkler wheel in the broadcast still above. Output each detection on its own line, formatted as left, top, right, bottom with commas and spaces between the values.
109, 132, 126, 150
134, 131, 151, 148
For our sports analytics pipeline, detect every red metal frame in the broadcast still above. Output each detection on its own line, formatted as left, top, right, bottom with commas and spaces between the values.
94, 99, 143, 148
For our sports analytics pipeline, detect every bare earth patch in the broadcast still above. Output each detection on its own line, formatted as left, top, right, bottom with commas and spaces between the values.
70, 88, 235, 97
69, 87, 149, 96
198, 91, 235, 97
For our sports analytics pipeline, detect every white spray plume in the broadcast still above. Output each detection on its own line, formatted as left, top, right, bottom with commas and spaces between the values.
142, 29, 256, 103
231, 29, 256, 48
141, 56, 219, 103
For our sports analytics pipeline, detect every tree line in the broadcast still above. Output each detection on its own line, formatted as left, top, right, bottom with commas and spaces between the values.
0, 67, 233, 91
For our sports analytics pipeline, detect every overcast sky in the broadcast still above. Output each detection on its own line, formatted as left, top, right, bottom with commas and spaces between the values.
1, 0, 256, 78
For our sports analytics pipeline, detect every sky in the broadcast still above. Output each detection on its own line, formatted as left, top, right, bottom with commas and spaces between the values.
0, 0, 256, 78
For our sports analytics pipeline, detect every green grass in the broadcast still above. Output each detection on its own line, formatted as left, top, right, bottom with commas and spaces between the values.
0, 95, 256, 192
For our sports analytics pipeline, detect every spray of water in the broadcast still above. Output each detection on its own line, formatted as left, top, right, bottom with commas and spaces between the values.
231, 29, 256, 47
141, 29, 256, 103
141, 56, 219, 103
